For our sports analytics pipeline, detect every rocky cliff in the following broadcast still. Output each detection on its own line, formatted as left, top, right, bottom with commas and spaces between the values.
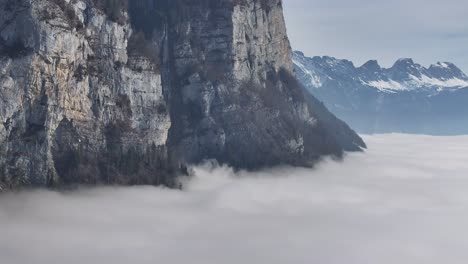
0, 0, 365, 190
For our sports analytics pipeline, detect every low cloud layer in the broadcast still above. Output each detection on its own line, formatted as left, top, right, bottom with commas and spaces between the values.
1, 134, 468, 264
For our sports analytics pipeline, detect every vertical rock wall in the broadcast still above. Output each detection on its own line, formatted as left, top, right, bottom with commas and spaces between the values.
0, 0, 365, 190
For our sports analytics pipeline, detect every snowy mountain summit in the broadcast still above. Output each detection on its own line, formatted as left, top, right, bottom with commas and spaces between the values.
293, 51, 468, 93
293, 51, 468, 135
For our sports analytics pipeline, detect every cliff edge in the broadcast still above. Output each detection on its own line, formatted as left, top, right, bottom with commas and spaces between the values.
0, 0, 365, 190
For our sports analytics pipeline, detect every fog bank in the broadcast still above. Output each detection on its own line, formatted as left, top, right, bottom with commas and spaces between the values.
1, 134, 468, 264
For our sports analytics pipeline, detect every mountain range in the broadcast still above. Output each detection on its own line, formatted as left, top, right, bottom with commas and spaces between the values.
293, 51, 468, 135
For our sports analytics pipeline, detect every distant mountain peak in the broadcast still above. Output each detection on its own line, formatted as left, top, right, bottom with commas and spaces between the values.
432, 62, 452, 68
394, 58, 415, 65
428, 62, 467, 80
295, 50, 305, 57
313, 55, 354, 67
360, 60, 381, 71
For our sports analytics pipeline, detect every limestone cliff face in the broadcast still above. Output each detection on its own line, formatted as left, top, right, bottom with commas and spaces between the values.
0, 0, 365, 190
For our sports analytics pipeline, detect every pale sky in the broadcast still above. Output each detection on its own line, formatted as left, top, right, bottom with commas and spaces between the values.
283, 0, 468, 72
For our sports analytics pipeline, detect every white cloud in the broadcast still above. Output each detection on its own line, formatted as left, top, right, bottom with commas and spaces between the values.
1, 134, 468, 264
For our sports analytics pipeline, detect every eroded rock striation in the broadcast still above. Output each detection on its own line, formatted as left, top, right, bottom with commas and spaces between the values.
0, 0, 364, 190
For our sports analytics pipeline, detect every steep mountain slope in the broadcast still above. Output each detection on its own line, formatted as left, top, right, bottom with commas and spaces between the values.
294, 51, 468, 135
0, 0, 364, 190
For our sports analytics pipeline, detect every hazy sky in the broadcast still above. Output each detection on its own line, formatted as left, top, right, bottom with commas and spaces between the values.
2, 134, 468, 263
283, 0, 468, 72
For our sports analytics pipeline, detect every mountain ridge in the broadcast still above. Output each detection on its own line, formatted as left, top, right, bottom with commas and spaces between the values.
293, 51, 468, 93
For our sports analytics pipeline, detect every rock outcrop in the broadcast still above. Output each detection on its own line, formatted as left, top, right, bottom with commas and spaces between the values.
0, 0, 364, 190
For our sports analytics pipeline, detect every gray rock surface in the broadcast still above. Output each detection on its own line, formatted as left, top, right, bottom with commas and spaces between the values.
0, 0, 364, 190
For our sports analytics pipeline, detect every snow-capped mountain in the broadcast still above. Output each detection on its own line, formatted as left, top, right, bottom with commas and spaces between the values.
293, 51, 468, 135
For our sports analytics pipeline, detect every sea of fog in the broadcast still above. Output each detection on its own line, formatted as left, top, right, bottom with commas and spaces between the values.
1, 134, 468, 264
